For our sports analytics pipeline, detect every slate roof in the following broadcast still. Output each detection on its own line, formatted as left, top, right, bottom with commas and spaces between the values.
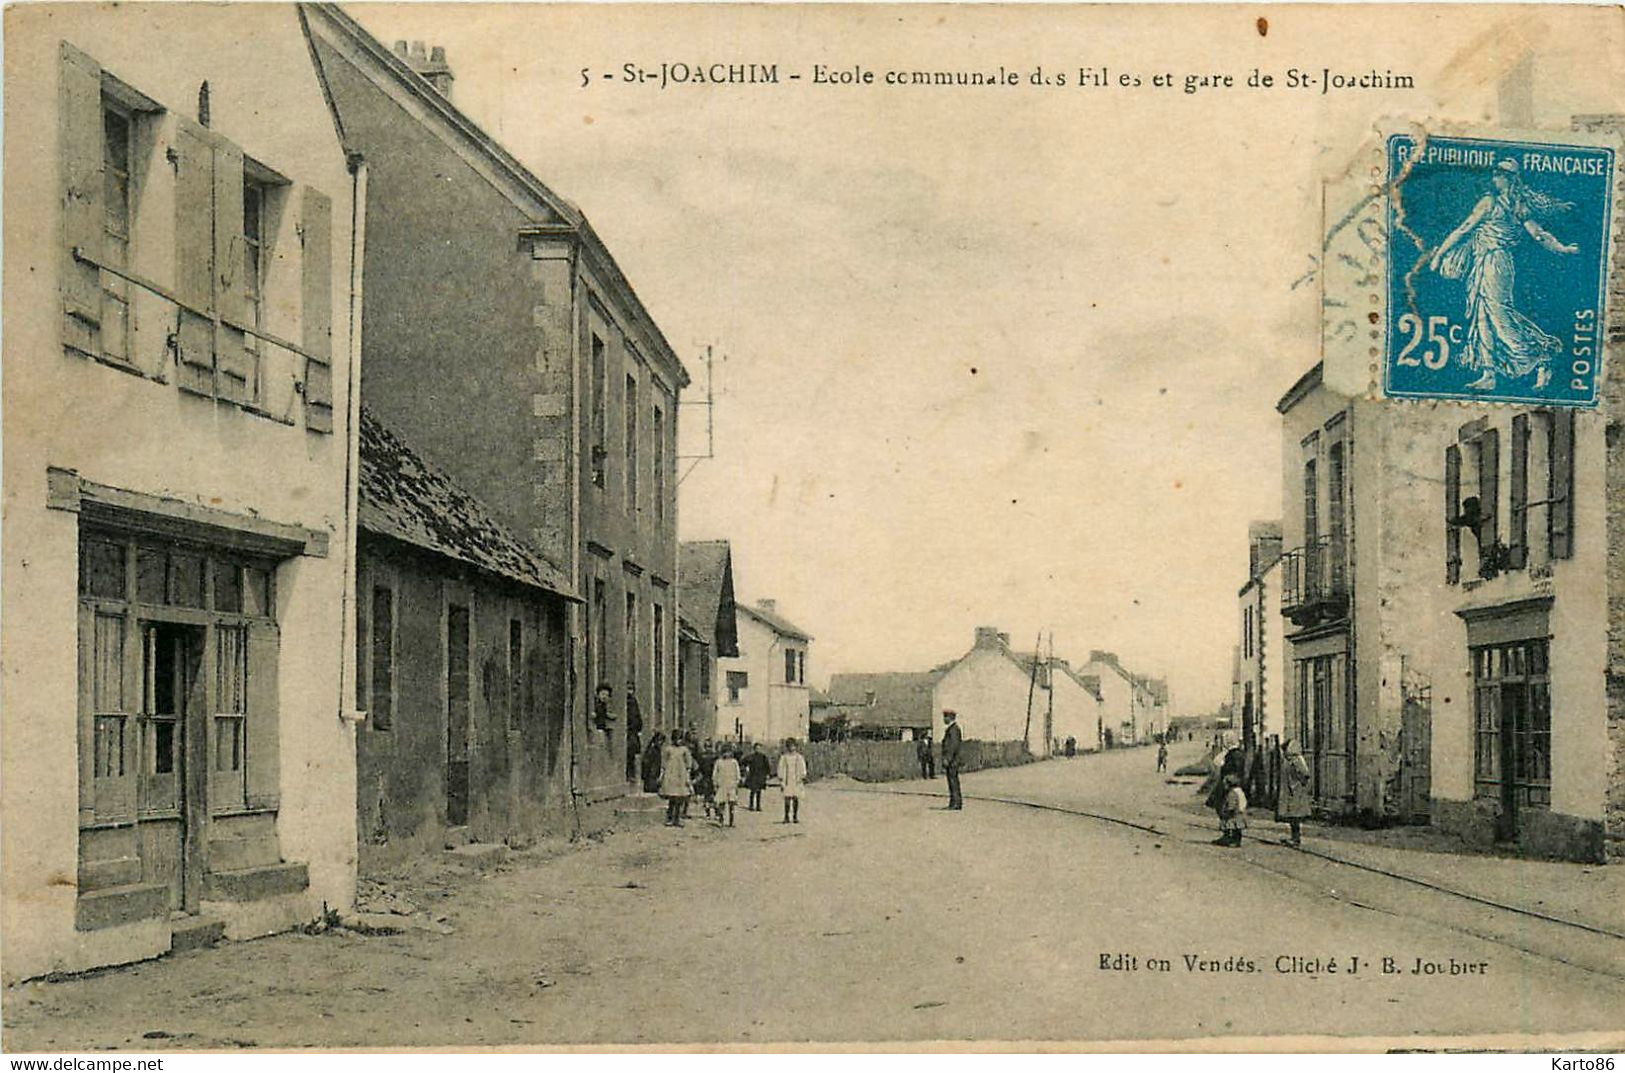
827, 671, 939, 729
677, 615, 707, 646
738, 601, 812, 642
358, 408, 576, 599
679, 541, 739, 657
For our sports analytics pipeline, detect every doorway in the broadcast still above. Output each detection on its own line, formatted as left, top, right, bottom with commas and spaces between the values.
140, 620, 206, 913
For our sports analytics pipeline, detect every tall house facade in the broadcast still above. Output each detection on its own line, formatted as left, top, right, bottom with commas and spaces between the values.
304, 7, 687, 807
1235, 521, 1286, 751
2, 6, 359, 981
1277, 116, 1621, 857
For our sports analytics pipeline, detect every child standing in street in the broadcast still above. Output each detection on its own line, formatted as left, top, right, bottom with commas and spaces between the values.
1215, 772, 1247, 847
712, 747, 741, 827
660, 734, 694, 828
743, 743, 770, 811
777, 738, 808, 824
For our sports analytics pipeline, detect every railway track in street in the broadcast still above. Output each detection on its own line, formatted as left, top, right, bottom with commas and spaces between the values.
828, 782, 1625, 981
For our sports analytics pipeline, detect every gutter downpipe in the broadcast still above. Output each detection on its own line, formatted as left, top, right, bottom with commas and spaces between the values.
337, 154, 368, 727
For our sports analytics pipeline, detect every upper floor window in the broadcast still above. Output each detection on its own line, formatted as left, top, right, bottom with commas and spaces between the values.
625, 373, 639, 515
60, 46, 335, 432
653, 403, 666, 524
101, 103, 134, 363
785, 648, 797, 684
590, 334, 607, 488
1447, 411, 1573, 583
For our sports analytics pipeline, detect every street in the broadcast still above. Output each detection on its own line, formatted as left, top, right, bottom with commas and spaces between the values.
6, 743, 1624, 1050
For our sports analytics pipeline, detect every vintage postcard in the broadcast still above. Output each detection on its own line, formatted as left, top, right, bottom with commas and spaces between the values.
3, 0, 1624, 1055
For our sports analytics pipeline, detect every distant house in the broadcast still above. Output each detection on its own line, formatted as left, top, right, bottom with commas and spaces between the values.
827, 672, 939, 741
1077, 651, 1162, 746
1048, 662, 1105, 755
355, 410, 577, 858
716, 599, 812, 745
676, 541, 739, 740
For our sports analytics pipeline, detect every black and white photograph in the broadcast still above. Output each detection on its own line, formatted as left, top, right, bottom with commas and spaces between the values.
2, 0, 1623, 1055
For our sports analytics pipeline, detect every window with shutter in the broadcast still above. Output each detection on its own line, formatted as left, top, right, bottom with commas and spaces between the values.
211, 141, 249, 403
173, 120, 216, 394
61, 44, 106, 359
299, 186, 334, 432
243, 620, 281, 811
1509, 414, 1529, 570
1549, 409, 1575, 560
1445, 444, 1462, 584
1475, 429, 1499, 576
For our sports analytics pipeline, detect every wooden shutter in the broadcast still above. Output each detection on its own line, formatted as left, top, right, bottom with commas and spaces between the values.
60, 44, 105, 358
1444, 444, 1462, 584
1477, 429, 1499, 562
1550, 409, 1575, 560
300, 186, 334, 433
244, 620, 281, 810
174, 120, 216, 395
1508, 414, 1529, 569
77, 604, 99, 823
212, 142, 251, 404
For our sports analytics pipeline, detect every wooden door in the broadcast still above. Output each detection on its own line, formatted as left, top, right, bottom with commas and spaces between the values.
446, 603, 471, 827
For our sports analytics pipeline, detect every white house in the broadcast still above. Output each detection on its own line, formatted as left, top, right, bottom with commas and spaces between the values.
1077, 651, 1161, 746
932, 628, 1041, 751
1049, 662, 1105, 755
929, 628, 1105, 759
715, 599, 811, 745
2, 5, 359, 981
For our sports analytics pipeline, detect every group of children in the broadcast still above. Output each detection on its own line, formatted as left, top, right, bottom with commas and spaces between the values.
657, 735, 808, 828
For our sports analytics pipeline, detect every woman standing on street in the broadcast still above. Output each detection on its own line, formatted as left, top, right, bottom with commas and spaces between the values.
1276, 738, 1312, 847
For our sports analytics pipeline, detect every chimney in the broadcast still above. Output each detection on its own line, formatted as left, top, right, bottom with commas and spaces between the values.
757, 599, 776, 613
1089, 650, 1117, 666
397, 39, 455, 98
974, 627, 1004, 649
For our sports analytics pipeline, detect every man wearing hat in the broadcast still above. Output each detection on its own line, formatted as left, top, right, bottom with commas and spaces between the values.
941, 710, 964, 810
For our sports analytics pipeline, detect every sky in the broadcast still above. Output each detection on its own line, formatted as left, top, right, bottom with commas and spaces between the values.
353, 3, 1624, 711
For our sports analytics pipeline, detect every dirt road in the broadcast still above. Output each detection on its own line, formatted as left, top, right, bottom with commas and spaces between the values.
7, 754, 1624, 1050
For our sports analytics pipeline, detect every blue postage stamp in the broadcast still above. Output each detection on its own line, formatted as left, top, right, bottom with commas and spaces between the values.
1386, 134, 1615, 407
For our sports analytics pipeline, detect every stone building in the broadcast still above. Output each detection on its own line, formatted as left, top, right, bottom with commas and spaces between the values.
354, 411, 575, 859
301, 6, 688, 816
2, 5, 358, 980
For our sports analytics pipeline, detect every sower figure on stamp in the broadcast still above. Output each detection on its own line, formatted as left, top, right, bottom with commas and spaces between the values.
940, 710, 964, 810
